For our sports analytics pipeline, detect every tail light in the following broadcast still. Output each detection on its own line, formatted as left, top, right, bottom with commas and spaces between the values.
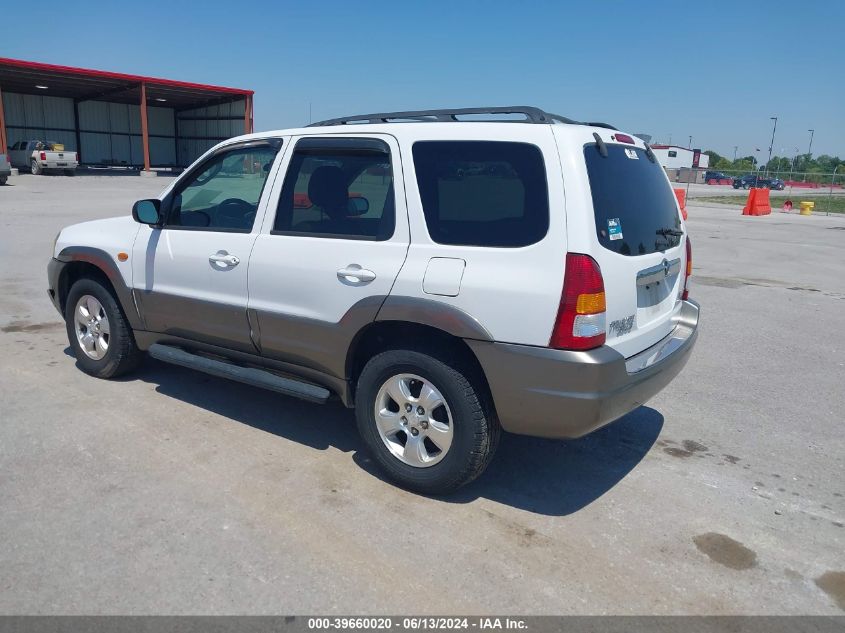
550, 253, 606, 350
613, 133, 635, 144
40, 151, 46, 161
682, 237, 692, 300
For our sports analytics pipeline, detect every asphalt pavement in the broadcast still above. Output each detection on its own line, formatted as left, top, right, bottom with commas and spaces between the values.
1, 172, 843, 614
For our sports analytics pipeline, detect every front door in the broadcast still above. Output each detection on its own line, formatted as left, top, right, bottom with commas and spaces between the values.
132, 140, 282, 352
248, 135, 410, 378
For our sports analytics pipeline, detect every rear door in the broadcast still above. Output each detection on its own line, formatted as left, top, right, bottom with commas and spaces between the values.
554, 126, 686, 358
248, 134, 409, 379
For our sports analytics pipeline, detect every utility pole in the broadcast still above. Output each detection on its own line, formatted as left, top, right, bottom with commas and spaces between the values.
733, 146, 738, 162
803, 129, 814, 182
688, 135, 692, 149
767, 116, 778, 176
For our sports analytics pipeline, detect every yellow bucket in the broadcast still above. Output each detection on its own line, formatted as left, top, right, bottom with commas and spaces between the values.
799, 201, 814, 216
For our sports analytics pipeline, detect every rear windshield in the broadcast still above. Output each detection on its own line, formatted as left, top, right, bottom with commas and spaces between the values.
584, 144, 681, 256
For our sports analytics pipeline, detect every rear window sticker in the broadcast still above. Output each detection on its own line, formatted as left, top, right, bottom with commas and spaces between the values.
608, 218, 623, 241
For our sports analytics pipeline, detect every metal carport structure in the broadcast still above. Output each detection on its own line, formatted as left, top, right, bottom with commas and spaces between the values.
0, 57, 253, 171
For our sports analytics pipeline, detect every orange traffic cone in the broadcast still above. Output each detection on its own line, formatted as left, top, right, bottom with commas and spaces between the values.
673, 188, 688, 220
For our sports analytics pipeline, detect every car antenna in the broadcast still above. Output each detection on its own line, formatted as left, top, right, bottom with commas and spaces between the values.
592, 133, 608, 158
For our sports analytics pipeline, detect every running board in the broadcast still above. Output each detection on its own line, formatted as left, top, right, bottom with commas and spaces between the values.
148, 344, 330, 404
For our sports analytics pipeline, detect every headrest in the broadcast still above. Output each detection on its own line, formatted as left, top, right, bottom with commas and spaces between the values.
308, 166, 348, 218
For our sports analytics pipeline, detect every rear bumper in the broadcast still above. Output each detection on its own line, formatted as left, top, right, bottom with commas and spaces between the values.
468, 299, 699, 439
42, 162, 77, 169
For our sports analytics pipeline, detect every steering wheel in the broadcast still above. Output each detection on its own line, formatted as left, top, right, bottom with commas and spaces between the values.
217, 198, 255, 228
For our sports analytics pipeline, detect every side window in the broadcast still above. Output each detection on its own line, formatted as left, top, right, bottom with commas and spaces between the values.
165, 144, 279, 232
412, 141, 549, 247
668, 150, 677, 158
273, 138, 394, 240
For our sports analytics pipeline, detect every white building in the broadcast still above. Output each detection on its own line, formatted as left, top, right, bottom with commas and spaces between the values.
650, 145, 709, 170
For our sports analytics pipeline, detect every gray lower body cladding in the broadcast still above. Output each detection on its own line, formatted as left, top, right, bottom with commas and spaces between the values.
47, 258, 64, 314
468, 300, 700, 439
49, 252, 699, 439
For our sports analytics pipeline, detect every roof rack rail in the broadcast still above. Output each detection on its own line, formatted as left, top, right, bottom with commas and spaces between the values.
308, 106, 610, 128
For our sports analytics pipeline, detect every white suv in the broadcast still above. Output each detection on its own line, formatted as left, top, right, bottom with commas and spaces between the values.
48, 106, 699, 494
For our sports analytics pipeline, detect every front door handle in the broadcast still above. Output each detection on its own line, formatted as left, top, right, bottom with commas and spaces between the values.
337, 264, 376, 283
209, 251, 240, 267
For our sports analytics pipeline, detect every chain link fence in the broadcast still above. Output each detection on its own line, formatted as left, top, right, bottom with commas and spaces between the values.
665, 168, 844, 216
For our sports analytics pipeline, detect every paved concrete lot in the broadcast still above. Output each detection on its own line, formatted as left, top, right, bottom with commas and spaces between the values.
1, 172, 843, 615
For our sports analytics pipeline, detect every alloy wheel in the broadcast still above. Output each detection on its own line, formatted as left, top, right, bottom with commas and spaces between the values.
74, 294, 110, 360
373, 373, 454, 468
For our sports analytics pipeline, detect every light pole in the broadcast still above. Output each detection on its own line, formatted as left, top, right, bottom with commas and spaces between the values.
828, 165, 841, 215
790, 147, 799, 182
733, 146, 738, 162
802, 128, 814, 182
688, 135, 692, 149
766, 116, 778, 176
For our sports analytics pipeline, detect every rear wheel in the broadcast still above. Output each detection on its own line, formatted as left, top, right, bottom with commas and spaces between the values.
355, 349, 499, 494
65, 278, 141, 378
0, 175, 7, 186
30, 159, 42, 175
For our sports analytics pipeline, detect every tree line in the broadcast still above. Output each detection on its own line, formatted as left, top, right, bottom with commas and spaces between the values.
704, 150, 844, 183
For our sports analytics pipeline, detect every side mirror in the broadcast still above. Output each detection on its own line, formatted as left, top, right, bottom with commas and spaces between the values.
132, 199, 162, 225
347, 196, 369, 216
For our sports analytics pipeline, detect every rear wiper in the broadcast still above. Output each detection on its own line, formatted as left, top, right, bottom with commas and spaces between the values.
656, 228, 684, 237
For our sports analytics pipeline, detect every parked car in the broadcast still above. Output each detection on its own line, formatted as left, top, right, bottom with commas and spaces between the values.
704, 170, 731, 183
47, 106, 699, 494
732, 173, 785, 190
8, 140, 78, 176
0, 153, 10, 185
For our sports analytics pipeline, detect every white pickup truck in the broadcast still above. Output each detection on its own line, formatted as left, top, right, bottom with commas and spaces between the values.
8, 140, 78, 175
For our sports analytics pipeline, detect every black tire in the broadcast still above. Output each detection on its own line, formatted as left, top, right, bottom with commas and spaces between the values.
65, 277, 141, 379
30, 159, 42, 175
64, 169, 75, 177
0, 175, 7, 186
355, 349, 500, 494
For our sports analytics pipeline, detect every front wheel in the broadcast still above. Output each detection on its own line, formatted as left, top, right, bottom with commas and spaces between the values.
355, 349, 500, 494
0, 175, 7, 186
30, 160, 42, 175
65, 278, 141, 378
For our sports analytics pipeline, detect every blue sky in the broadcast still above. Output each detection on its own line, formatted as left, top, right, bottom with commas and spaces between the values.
4, 0, 843, 158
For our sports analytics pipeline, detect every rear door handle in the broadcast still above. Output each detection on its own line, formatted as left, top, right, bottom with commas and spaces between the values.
337, 264, 376, 283
209, 251, 240, 267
